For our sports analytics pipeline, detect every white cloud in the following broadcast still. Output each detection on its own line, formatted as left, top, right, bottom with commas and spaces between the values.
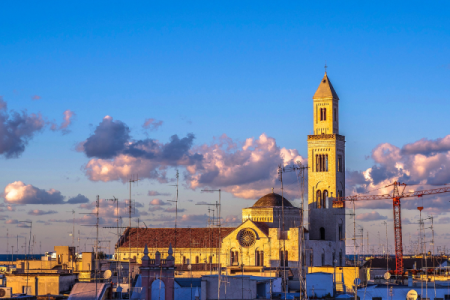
4, 181, 65, 205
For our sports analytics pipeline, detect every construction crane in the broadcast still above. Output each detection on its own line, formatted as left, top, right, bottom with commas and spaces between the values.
333, 181, 450, 275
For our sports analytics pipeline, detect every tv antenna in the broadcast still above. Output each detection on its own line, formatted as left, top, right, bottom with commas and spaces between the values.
127, 175, 139, 293
80, 196, 100, 297
167, 170, 180, 249
200, 189, 222, 300
66, 209, 76, 247
18, 221, 32, 295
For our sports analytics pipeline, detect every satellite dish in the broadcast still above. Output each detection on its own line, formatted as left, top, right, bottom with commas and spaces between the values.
384, 272, 391, 280
103, 270, 112, 279
406, 290, 418, 300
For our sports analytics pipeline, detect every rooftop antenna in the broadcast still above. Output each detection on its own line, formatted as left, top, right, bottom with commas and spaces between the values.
81, 196, 100, 298
66, 209, 76, 247
167, 170, 180, 249
127, 175, 139, 293
200, 189, 222, 300
278, 162, 306, 299
19, 221, 32, 295
105, 196, 121, 296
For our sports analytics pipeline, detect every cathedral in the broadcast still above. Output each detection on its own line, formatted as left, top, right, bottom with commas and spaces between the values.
115, 72, 346, 276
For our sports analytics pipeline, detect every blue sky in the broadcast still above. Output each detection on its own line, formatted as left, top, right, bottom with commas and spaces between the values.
0, 1, 449, 253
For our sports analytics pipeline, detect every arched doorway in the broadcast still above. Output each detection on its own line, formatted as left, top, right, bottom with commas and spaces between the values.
151, 279, 165, 300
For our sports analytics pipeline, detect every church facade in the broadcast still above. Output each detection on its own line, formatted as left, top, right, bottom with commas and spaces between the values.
115, 72, 346, 274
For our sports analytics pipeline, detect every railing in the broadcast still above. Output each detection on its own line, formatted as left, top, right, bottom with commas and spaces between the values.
175, 263, 220, 271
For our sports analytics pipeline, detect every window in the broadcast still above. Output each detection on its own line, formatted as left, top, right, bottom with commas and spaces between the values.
230, 250, 239, 266
320, 108, 327, 121
334, 108, 337, 121
280, 250, 288, 268
321, 253, 325, 266
316, 190, 322, 209
209, 256, 212, 264
255, 250, 264, 266
320, 227, 325, 240
315, 154, 328, 172
339, 251, 343, 266
183, 256, 186, 264
323, 190, 328, 209
338, 155, 342, 172
338, 224, 343, 240
195, 256, 199, 264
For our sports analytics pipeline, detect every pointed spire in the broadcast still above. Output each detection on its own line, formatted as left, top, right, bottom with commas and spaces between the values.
141, 243, 149, 263
313, 72, 339, 100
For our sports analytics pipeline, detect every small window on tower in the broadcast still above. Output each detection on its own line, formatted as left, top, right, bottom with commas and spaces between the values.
323, 108, 326, 121
334, 108, 337, 121
338, 155, 342, 172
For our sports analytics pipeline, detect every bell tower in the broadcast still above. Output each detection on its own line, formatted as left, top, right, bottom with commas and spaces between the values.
313, 72, 340, 135
308, 72, 345, 208
307, 72, 346, 260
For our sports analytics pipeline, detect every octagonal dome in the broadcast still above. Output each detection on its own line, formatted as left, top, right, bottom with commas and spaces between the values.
252, 192, 293, 208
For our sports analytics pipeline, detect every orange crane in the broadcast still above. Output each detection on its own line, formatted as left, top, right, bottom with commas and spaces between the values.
333, 181, 450, 275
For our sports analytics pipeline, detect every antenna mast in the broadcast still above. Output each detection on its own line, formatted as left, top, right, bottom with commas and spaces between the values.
200, 189, 222, 300
66, 210, 76, 247
167, 170, 180, 249
128, 176, 139, 293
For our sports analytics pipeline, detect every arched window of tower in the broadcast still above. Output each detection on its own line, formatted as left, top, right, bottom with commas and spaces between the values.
323, 190, 328, 209
316, 190, 322, 208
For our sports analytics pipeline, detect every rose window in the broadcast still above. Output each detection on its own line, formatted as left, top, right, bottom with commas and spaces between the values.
238, 229, 256, 248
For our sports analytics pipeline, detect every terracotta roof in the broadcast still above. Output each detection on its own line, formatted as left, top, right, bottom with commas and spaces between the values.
118, 227, 235, 249
252, 192, 293, 208
253, 222, 269, 235
313, 73, 339, 100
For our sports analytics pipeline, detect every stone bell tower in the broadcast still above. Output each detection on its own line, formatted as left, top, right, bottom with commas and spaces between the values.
307, 72, 346, 264
307, 71, 345, 209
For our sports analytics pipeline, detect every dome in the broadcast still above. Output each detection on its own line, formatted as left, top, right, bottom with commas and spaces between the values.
252, 192, 293, 208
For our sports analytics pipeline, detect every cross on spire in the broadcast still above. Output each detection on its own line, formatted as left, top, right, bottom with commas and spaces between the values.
324, 62, 328, 74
